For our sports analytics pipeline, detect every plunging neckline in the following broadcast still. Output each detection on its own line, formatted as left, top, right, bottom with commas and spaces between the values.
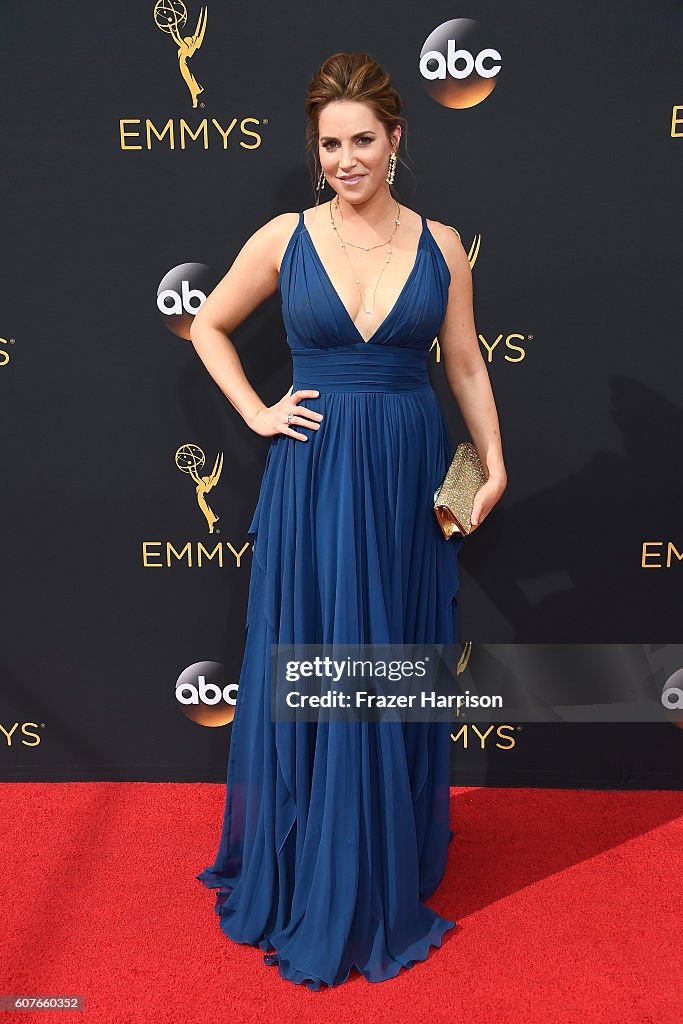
302, 216, 427, 345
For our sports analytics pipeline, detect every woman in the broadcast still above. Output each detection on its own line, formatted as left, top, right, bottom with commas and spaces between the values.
192, 51, 507, 990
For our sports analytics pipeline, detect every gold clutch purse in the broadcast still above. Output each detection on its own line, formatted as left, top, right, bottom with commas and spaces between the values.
433, 442, 488, 539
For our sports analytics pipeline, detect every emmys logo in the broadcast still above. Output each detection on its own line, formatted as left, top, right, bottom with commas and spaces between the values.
478, 333, 531, 365
642, 541, 683, 568
176, 443, 223, 534
451, 724, 517, 749
426, 231, 531, 367
0, 336, 11, 367
157, 263, 217, 339
448, 645, 516, 742
118, 2, 264, 150
140, 443, 252, 569
176, 662, 238, 726
420, 18, 502, 108
0, 722, 42, 747
154, 1, 207, 109
661, 668, 683, 730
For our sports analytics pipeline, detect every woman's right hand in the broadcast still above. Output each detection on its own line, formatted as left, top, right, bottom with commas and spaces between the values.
248, 388, 324, 441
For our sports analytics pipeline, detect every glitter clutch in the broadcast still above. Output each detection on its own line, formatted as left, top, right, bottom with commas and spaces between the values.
433, 442, 488, 539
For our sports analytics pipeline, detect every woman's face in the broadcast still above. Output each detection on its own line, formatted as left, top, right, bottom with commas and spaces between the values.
317, 100, 399, 201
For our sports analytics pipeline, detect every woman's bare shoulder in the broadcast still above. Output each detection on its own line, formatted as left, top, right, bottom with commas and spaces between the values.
269, 211, 301, 235
242, 211, 299, 242
425, 217, 471, 280
242, 212, 301, 273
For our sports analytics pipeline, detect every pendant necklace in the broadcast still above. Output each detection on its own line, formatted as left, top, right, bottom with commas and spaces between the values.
328, 196, 401, 316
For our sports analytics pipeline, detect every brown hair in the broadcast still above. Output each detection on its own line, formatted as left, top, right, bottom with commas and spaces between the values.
305, 52, 412, 200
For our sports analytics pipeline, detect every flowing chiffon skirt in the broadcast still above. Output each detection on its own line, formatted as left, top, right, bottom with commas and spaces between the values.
197, 211, 464, 989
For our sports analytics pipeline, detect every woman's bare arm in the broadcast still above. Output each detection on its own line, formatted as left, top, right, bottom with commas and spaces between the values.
189, 213, 323, 440
189, 214, 286, 423
428, 219, 507, 527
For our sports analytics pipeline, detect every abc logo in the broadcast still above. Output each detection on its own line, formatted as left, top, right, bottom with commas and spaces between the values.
420, 18, 501, 109
661, 668, 683, 729
176, 661, 238, 727
157, 262, 218, 340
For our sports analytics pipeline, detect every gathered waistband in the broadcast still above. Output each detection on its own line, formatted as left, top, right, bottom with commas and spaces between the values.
290, 344, 431, 393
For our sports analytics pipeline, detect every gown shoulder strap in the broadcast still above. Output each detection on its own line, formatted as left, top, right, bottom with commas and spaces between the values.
278, 212, 305, 278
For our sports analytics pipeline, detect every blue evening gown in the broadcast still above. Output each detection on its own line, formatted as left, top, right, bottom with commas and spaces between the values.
197, 210, 464, 989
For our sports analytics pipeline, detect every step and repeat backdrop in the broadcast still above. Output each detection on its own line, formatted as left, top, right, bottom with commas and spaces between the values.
2, 2, 682, 787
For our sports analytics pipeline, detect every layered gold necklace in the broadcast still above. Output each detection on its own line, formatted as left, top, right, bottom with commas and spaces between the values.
328, 196, 401, 316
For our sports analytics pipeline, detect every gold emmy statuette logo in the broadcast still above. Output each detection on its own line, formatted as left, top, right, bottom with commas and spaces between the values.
154, 1, 207, 108
453, 640, 473, 716
457, 641, 473, 673
176, 443, 222, 533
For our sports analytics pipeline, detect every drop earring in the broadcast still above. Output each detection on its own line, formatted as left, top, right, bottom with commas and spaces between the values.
386, 150, 397, 185
317, 168, 326, 191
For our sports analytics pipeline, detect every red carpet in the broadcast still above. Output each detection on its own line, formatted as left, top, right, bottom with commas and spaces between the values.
1, 783, 681, 1023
